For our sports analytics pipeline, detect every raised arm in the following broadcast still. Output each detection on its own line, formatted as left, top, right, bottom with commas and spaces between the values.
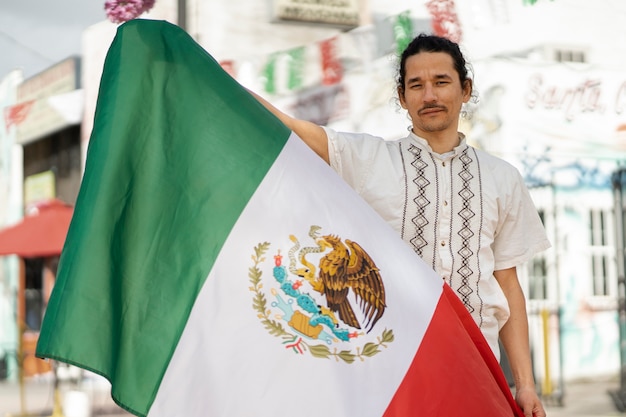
248, 90, 330, 164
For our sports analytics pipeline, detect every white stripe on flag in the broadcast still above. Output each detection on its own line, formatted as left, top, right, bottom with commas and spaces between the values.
149, 134, 443, 416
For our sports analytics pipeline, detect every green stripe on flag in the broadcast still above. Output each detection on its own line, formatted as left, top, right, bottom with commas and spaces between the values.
36, 19, 290, 416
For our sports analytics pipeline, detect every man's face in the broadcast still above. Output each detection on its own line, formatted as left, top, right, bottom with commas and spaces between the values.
398, 51, 471, 140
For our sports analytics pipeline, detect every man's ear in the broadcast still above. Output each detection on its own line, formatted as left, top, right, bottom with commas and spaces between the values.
398, 87, 407, 109
462, 79, 472, 103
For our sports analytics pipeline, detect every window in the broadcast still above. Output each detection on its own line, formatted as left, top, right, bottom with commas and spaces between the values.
529, 257, 548, 300
529, 210, 548, 300
24, 258, 44, 331
554, 48, 586, 63
589, 209, 615, 297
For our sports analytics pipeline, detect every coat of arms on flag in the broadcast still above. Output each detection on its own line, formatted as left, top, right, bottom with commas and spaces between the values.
250, 226, 393, 362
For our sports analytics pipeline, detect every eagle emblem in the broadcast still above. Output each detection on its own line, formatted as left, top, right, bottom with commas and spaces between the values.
249, 226, 393, 363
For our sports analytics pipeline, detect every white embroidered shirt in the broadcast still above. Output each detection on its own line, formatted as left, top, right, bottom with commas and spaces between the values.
325, 127, 551, 360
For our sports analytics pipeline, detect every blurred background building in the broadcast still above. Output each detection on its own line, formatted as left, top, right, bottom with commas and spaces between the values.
1, 0, 626, 409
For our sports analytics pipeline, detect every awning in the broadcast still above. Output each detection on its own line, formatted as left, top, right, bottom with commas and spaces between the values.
0, 199, 73, 258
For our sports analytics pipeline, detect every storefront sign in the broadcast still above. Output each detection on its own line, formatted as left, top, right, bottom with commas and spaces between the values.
15, 57, 80, 145
24, 170, 56, 207
272, 0, 361, 28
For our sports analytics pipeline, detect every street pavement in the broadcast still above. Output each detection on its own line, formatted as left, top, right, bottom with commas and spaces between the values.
543, 375, 623, 417
1, 373, 131, 417
1, 373, 624, 416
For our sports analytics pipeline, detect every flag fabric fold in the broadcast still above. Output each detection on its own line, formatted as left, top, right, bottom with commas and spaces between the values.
37, 19, 522, 417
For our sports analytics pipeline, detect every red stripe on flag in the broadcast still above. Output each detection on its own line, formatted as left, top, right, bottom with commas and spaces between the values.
384, 284, 524, 417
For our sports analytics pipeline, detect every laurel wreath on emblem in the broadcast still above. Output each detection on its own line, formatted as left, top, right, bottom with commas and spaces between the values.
248, 226, 394, 364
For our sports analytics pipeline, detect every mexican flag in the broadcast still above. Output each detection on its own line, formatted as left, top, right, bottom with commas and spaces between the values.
37, 20, 522, 417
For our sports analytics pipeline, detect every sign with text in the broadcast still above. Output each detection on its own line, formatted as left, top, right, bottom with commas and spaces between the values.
24, 170, 56, 207
15, 57, 80, 145
271, 0, 361, 28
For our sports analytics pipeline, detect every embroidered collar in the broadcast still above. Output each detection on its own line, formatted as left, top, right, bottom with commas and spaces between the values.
407, 132, 468, 159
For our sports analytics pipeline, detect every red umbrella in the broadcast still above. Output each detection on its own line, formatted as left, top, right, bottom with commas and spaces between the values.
0, 199, 73, 258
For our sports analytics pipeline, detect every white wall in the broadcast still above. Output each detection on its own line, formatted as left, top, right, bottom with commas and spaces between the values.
456, 0, 626, 70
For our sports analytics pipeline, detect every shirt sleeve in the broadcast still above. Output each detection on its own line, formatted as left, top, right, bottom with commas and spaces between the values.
492, 168, 551, 271
324, 127, 384, 194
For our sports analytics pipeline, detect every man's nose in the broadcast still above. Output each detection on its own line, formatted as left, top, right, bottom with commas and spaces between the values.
423, 84, 437, 102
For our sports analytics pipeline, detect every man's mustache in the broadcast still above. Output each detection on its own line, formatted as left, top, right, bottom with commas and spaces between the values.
419, 104, 447, 113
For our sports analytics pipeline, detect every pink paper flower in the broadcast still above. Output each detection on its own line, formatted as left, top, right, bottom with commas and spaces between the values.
105, 0, 156, 24
140, 0, 155, 13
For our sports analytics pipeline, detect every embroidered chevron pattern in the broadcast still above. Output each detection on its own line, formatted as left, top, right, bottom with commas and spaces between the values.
455, 150, 476, 312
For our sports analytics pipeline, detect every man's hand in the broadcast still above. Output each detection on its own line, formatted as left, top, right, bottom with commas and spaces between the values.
515, 386, 547, 417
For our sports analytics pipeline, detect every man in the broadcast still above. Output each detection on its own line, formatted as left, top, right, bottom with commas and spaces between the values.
253, 34, 550, 417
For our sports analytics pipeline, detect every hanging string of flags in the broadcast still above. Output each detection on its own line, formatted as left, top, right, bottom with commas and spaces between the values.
221, 9, 441, 97
101, 0, 466, 97
425, 0, 463, 44
393, 11, 414, 56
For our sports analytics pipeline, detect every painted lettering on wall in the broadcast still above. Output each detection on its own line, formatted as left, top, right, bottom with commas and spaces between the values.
525, 74, 607, 121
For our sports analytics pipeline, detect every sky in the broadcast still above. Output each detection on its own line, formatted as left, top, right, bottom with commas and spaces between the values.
0, 0, 107, 81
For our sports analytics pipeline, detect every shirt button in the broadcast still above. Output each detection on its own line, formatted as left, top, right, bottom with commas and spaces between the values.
441, 241, 446, 246
443, 200, 448, 206
442, 161, 446, 167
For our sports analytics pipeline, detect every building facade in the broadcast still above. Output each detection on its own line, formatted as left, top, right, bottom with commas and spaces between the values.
0, 58, 83, 380
0, 70, 24, 381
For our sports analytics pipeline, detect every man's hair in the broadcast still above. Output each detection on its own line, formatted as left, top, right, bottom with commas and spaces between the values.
397, 34, 471, 95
